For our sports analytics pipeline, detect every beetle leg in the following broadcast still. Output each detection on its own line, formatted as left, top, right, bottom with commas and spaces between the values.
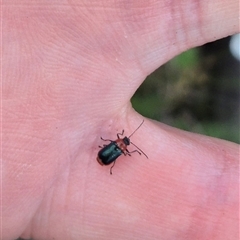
124, 149, 131, 156
117, 129, 124, 139
110, 161, 116, 175
100, 137, 112, 142
98, 144, 108, 148
127, 149, 141, 156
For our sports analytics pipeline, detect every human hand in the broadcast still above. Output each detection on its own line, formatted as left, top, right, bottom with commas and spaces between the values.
3, 0, 239, 239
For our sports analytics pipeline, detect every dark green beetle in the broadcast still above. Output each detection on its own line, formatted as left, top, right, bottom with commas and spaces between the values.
97, 120, 148, 174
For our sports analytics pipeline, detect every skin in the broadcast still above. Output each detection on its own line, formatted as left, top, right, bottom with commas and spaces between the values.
2, 0, 239, 239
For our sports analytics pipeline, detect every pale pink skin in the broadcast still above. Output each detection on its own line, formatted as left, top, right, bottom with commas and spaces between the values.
2, 0, 239, 239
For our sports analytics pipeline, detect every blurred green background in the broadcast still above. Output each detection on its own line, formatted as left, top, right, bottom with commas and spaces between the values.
131, 37, 240, 143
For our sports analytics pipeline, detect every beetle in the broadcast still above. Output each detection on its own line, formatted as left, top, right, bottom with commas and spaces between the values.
97, 120, 148, 174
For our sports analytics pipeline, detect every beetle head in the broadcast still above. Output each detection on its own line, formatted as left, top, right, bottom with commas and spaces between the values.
123, 137, 130, 145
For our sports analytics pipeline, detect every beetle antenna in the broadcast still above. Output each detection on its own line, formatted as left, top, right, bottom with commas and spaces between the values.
130, 141, 149, 159
128, 120, 144, 138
